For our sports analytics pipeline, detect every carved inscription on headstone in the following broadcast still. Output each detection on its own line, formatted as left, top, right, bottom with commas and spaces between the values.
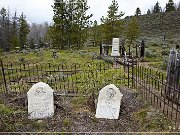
27, 82, 54, 119
95, 84, 123, 119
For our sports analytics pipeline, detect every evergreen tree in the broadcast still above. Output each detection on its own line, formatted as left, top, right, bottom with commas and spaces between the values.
0, 7, 7, 20
72, 0, 92, 48
6, 10, 11, 51
166, 0, 176, 12
51, 0, 92, 49
0, 8, 7, 50
11, 11, 19, 49
126, 17, 140, 44
0, 7, 9, 51
52, 0, 67, 49
18, 13, 30, 50
101, 0, 124, 44
153, 1, 161, 13
135, 7, 141, 16
90, 20, 101, 46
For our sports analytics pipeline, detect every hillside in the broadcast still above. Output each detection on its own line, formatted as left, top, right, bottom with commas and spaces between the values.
124, 11, 180, 44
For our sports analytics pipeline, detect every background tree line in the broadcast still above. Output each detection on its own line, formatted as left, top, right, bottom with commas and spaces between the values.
0, 7, 49, 52
0, 0, 142, 51
0, 8, 30, 51
0, 0, 180, 52
135, 0, 180, 16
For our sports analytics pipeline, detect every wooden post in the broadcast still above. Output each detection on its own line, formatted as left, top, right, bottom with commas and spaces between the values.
175, 53, 180, 90
0, 59, 8, 92
166, 48, 180, 103
166, 49, 176, 87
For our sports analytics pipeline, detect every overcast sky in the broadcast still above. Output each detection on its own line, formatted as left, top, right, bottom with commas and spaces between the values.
0, 0, 179, 24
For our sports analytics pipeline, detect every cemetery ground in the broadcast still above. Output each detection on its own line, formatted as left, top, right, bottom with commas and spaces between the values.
0, 87, 174, 132
0, 46, 178, 132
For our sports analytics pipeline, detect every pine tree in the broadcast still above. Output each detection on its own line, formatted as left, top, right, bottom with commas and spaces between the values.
0, 7, 7, 51
0, 7, 9, 51
19, 13, 30, 50
91, 20, 101, 46
51, 0, 92, 49
6, 9, 11, 51
126, 17, 140, 44
72, 0, 92, 48
101, 0, 124, 44
52, 0, 67, 49
153, 1, 161, 13
135, 7, 141, 16
166, 0, 176, 12
0, 7, 7, 20
11, 11, 19, 49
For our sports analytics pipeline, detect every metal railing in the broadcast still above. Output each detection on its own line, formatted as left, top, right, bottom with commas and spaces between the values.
0, 59, 179, 127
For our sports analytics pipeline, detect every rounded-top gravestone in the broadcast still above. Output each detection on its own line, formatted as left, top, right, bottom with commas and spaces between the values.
95, 84, 123, 119
27, 82, 54, 119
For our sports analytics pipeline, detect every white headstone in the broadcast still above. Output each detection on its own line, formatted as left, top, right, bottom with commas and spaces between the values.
27, 82, 54, 119
95, 84, 123, 119
111, 38, 120, 57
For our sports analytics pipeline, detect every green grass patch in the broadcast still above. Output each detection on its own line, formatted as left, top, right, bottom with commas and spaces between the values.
134, 105, 173, 132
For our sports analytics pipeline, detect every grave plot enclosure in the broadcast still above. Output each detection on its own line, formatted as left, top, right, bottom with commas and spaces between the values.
0, 60, 128, 95
0, 59, 180, 128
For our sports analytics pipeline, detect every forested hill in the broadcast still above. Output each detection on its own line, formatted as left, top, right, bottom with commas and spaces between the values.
124, 11, 180, 38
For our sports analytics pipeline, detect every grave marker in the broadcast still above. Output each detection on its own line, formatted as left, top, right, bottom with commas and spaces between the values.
27, 82, 54, 119
95, 84, 123, 119
111, 38, 120, 57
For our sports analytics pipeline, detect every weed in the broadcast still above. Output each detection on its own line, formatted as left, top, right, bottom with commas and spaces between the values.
63, 118, 71, 127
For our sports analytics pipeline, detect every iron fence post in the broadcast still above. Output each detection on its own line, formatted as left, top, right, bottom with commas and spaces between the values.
128, 61, 130, 87
132, 56, 134, 88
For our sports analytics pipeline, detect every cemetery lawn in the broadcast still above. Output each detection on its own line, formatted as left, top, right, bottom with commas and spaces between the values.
0, 47, 175, 132
0, 47, 101, 65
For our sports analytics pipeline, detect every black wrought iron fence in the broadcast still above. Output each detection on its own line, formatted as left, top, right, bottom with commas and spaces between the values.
0, 60, 129, 95
0, 59, 180, 127
132, 63, 180, 127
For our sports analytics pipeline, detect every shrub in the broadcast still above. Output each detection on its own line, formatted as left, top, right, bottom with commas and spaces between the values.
145, 49, 157, 58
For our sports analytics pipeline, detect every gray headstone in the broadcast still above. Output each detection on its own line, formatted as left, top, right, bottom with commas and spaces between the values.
95, 84, 123, 119
27, 82, 54, 119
